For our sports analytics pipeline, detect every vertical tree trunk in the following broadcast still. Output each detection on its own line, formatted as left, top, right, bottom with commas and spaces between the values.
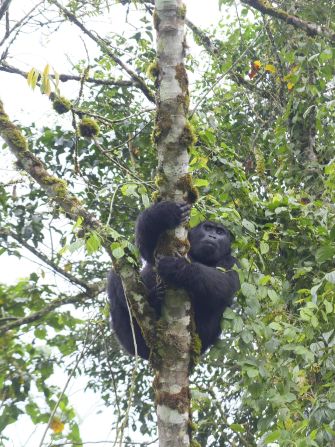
153, 1, 193, 446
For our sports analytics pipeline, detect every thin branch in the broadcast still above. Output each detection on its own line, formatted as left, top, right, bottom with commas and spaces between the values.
50, 0, 155, 103
0, 62, 135, 88
0, 228, 91, 291
92, 125, 155, 188
0, 1, 43, 47
38, 333, 92, 447
185, 17, 220, 55
241, 0, 335, 43
82, 107, 155, 126
205, 388, 257, 447
0, 0, 12, 21
0, 286, 103, 335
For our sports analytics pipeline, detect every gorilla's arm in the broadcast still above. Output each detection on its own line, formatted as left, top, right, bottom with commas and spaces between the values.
107, 270, 150, 359
135, 201, 191, 263
157, 256, 239, 311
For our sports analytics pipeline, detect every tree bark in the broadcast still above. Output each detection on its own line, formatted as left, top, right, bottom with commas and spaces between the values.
153, 1, 193, 446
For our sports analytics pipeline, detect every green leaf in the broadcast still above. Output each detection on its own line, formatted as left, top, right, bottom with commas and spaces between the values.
241, 330, 253, 344
86, 232, 101, 254
241, 282, 256, 298
230, 423, 245, 433
112, 246, 125, 259
233, 316, 243, 333
264, 430, 281, 443
315, 245, 335, 263
324, 300, 333, 314
245, 367, 258, 378
320, 50, 332, 61
193, 178, 209, 187
222, 308, 236, 320
121, 183, 139, 197
260, 241, 269, 254
141, 194, 150, 208
268, 289, 279, 302
242, 219, 256, 233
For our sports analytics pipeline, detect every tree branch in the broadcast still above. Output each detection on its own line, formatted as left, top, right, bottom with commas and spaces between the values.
0, 98, 111, 252
241, 0, 335, 42
0, 1, 43, 47
0, 287, 103, 335
0, 62, 136, 88
50, 0, 155, 103
0, 0, 12, 21
0, 228, 91, 291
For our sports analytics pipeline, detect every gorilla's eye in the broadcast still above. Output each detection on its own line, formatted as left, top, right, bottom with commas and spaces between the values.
216, 228, 225, 235
204, 224, 213, 232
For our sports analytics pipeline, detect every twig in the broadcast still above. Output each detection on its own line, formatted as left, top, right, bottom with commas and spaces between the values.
0, 227, 91, 291
0, 287, 103, 335
0, 1, 43, 47
37, 331, 92, 447
50, 0, 155, 103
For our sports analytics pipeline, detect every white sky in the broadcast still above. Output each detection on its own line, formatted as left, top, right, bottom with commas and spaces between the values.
1, 1, 220, 446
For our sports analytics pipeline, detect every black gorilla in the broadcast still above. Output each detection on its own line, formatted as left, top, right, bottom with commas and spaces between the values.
108, 201, 240, 359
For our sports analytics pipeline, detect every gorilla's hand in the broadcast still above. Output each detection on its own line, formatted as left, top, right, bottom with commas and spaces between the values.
155, 201, 191, 229
157, 256, 189, 287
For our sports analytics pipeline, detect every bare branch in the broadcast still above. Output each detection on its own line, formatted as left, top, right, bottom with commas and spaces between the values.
50, 0, 155, 103
0, 1, 43, 47
241, 0, 335, 42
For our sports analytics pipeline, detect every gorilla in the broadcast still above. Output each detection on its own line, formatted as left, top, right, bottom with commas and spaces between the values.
108, 201, 240, 359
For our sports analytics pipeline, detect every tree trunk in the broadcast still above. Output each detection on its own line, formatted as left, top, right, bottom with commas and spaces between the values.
153, 1, 193, 446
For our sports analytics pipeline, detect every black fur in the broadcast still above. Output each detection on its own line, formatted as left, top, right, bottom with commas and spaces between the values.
108, 201, 240, 359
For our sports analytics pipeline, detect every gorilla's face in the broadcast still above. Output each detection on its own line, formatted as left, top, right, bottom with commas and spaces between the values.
188, 221, 232, 266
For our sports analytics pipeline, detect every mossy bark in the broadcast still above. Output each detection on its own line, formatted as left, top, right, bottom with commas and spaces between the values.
153, 1, 193, 446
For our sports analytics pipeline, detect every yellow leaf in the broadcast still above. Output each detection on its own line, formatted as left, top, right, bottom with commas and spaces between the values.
50, 417, 65, 434
43, 64, 50, 76
265, 64, 276, 74
27, 68, 40, 90
41, 73, 51, 96
287, 82, 294, 91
